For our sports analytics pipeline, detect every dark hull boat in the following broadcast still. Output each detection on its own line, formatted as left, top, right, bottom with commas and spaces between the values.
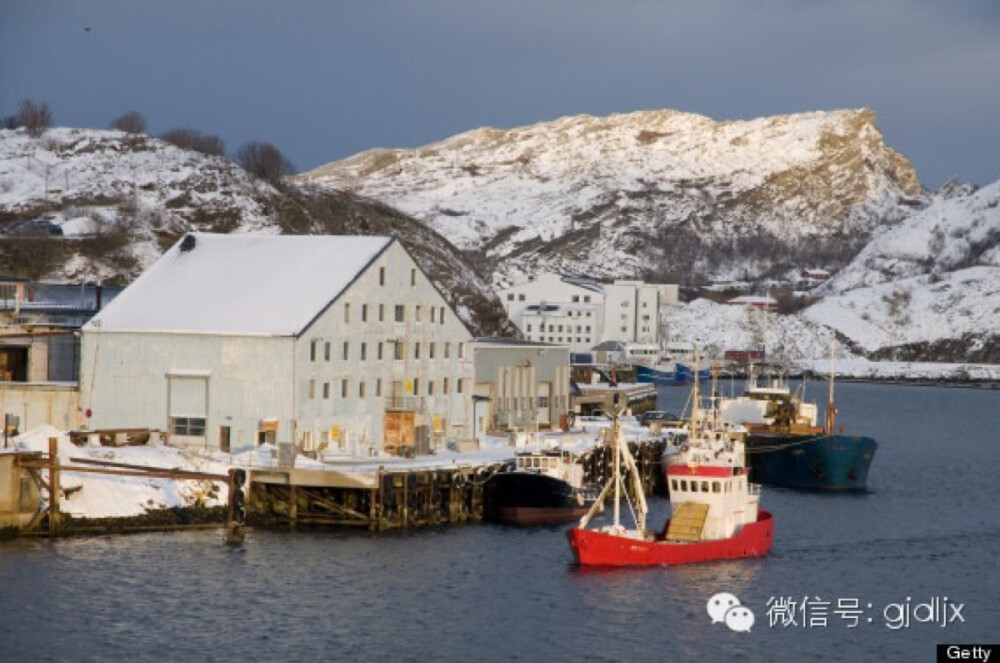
746, 432, 877, 491
486, 471, 590, 525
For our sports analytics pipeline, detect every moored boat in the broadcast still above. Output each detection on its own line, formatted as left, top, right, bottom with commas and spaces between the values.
486, 449, 598, 525
719, 363, 877, 491
566, 391, 773, 567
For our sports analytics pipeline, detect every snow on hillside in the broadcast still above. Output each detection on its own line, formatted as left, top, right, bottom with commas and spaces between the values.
805, 182, 1000, 355
0, 127, 276, 282
666, 298, 857, 362
300, 108, 921, 282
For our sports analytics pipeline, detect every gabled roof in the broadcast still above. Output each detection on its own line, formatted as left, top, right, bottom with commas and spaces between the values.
85, 233, 393, 336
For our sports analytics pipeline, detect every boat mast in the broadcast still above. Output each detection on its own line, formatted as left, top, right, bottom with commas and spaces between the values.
826, 331, 837, 436
613, 409, 621, 529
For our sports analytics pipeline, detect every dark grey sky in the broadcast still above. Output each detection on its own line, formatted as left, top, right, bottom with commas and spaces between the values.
2, 1, 998, 188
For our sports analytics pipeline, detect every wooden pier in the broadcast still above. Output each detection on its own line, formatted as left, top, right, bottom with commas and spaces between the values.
243, 437, 670, 532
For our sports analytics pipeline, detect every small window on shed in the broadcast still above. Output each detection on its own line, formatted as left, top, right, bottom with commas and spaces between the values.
310, 340, 317, 362
324, 342, 331, 362
430, 308, 436, 323
410, 268, 416, 286
379, 304, 385, 322
344, 303, 350, 323
362, 304, 368, 322
416, 305, 422, 322
395, 305, 405, 322
379, 267, 386, 286
323, 382, 330, 399
341, 379, 348, 398
342, 342, 349, 360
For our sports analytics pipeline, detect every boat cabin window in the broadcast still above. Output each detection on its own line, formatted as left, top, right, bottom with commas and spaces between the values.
680, 480, 688, 491
671, 479, 678, 491
701, 481, 709, 492
712, 482, 721, 493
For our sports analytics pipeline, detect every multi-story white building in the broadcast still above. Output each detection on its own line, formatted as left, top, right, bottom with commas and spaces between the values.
496, 273, 679, 350
80, 233, 474, 455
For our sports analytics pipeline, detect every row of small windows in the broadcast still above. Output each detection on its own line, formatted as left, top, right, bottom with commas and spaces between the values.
527, 323, 591, 333
308, 377, 467, 399
310, 340, 466, 362
341, 302, 448, 325
669, 477, 744, 493
530, 335, 591, 345
569, 295, 593, 303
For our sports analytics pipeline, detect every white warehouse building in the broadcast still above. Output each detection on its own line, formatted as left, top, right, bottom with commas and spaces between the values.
79, 233, 474, 455
496, 273, 679, 352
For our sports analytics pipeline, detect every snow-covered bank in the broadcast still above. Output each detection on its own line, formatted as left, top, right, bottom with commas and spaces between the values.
7, 425, 230, 519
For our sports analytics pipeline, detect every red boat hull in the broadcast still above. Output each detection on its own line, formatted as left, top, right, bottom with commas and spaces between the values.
566, 510, 774, 566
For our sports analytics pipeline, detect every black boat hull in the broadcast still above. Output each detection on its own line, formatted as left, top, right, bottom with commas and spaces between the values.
486, 472, 588, 525
746, 433, 878, 491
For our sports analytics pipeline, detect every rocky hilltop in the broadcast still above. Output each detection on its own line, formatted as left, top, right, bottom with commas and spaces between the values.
300, 108, 922, 283
0, 127, 511, 334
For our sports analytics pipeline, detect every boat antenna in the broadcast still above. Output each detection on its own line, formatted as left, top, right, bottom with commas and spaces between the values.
692, 343, 700, 434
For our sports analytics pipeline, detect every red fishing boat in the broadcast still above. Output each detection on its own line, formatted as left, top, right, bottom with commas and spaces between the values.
567, 373, 774, 566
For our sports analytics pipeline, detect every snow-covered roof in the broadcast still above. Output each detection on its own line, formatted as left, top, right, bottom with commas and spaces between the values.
85, 233, 393, 336
726, 295, 778, 306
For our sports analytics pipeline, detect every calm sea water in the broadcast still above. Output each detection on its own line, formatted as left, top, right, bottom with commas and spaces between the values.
1, 382, 998, 662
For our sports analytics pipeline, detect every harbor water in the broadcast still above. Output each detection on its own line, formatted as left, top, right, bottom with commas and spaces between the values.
1, 382, 998, 662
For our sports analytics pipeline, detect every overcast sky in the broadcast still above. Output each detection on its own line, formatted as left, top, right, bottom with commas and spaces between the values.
2, 1, 998, 188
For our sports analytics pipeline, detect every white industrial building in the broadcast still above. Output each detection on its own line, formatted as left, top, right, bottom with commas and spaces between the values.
79, 233, 474, 455
496, 273, 679, 352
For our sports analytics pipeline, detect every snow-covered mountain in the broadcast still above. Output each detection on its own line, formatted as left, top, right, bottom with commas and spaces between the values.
299, 108, 922, 283
0, 127, 511, 334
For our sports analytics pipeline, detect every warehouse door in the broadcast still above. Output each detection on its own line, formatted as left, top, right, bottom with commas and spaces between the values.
168, 376, 208, 448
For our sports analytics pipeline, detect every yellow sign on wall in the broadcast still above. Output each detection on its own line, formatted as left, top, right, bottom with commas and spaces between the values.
330, 425, 341, 440
405, 380, 414, 394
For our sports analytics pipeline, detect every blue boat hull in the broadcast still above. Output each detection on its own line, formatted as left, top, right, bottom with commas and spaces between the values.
634, 363, 710, 386
746, 433, 878, 491
635, 364, 675, 386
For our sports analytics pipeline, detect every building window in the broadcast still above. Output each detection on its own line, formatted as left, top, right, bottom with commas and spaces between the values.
410, 268, 416, 286
444, 342, 451, 359
430, 307, 436, 323
308, 379, 316, 399
540, 323, 546, 332
378, 342, 384, 360
507, 294, 514, 301
414, 342, 420, 359
323, 382, 330, 399
458, 342, 466, 359
428, 381, 434, 396
342, 379, 348, 398
572, 295, 579, 302
439, 307, 445, 324
324, 342, 331, 361
412, 378, 419, 395
376, 378, 382, 397
343, 342, 349, 360
429, 343, 435, 359
558, 325, 563, 332
394, 341, 404, 360
310, 340, 317, 362
538, 395, 549, 408
379, 304, 385, 322
416, 305, 422, 322
362, 304, 368, 322
344, 303, 350, 323
584, 296, 591, 303
586, 326, 591, 332
443, 378, 449, 394
394, 305, 405, 322
359, 381, 366, 398
379, 267, 385, 285
170, 417, 205, 436
457, 379, 464, 394
361, 342, 367, 360
518, 294, 525, 301
526, 324, 532, 332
